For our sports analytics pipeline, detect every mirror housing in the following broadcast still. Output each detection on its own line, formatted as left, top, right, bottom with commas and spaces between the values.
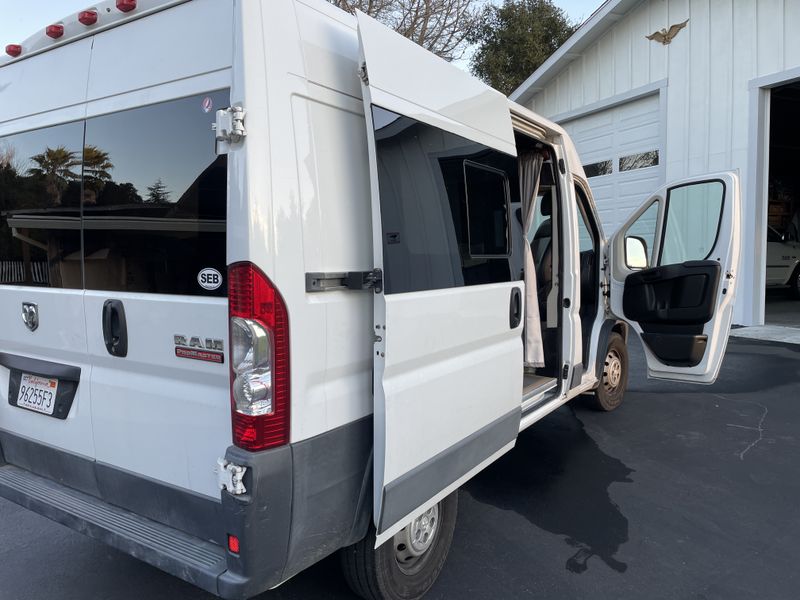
625, 236, 649, 270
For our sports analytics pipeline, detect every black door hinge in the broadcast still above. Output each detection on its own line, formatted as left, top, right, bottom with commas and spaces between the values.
561, 364, 569, 380
306, 269, 383, 294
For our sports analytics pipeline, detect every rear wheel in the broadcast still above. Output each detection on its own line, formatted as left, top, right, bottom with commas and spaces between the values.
341, 492, 458, 600
589, 332, 628, 412
790, 266, 800, 299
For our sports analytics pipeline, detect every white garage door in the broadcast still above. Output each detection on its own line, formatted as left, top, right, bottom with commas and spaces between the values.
561, 94, 663, 235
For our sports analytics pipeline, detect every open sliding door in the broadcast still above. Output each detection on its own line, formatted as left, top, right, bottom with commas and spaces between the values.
356, 11, 524, 545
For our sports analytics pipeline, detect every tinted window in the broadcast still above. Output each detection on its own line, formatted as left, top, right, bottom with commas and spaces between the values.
464, 162, 510, 256
584, 160, 612, 178
82, 91, 228, 296
372, 106, 518, 294
619, 150, 659, 172
660, 180, 724, 264
0, 122, 84, 288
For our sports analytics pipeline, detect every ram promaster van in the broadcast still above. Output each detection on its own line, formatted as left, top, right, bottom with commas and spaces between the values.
0, 1, 741, 598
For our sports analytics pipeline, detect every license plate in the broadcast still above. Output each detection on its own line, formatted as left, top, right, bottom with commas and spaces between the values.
16, 373, 59, 416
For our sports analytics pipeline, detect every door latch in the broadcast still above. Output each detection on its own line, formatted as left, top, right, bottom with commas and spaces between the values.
216, 458, 247, 496
306, 269, 383, 294
214, 106, 246, 154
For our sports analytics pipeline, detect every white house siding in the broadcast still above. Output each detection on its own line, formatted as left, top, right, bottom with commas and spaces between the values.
524, 0, 800, 325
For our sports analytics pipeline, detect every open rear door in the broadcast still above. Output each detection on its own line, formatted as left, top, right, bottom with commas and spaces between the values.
356, 11, 523, 545
608, 173, 741, 383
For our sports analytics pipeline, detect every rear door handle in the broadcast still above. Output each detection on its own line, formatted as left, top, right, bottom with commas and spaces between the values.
509, 287, 522, 329
102, 300, 128, 358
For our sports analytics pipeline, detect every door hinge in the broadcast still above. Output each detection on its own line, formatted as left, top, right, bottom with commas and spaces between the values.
214, 106, 246, 154
561, 364, 570, 380
216, 458, 247, 496
306, 269, 383, 294
358, 62, 369, 85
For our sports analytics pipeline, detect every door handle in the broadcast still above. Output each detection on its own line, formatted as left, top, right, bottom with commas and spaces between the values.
102, 300, 128, 358
509, 287, 522, 329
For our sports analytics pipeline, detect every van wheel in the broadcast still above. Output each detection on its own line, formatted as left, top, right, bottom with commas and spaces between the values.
590, 332, 628, 412
340, 492, 458, 600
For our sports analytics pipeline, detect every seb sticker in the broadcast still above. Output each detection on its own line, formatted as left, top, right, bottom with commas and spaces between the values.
198, 268, 223, 291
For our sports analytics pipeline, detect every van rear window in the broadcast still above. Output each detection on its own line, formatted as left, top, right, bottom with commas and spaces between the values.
83, 91, 228, 296
0, 91, 228, 296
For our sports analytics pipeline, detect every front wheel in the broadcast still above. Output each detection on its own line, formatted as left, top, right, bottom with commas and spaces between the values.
589, 332, 628, 412
340, 492, 458, 600
790, 266, 800, 299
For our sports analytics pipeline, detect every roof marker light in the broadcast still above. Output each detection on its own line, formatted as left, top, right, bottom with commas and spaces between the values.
78, 10, 98, 26
5, 44, 22, 58
116, 0, 137, 12
46, 24, 65, 39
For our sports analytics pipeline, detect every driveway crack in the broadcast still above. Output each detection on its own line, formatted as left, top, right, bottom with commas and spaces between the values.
716, 394, 768, 460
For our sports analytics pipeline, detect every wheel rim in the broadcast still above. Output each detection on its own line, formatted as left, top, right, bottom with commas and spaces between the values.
393, 504, 440, 575
603, 348, 623, 393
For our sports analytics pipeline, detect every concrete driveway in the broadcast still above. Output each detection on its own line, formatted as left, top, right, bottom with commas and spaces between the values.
1, 337, 798, 600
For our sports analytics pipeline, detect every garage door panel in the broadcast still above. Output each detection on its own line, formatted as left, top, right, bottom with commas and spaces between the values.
562, 94, 663, 235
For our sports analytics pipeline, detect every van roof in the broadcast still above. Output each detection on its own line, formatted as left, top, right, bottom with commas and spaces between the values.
1, 0, 190, 67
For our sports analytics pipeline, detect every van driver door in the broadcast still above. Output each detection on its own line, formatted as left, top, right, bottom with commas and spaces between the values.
356, 11, 524, 545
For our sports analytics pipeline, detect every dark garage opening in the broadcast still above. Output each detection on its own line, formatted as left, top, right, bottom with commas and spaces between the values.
766, 82, 800, 327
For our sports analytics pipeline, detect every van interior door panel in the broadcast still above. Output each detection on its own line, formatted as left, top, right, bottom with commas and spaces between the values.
622, 261, 721, 366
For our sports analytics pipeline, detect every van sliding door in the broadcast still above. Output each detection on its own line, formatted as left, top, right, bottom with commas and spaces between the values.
357, 11, 523, 546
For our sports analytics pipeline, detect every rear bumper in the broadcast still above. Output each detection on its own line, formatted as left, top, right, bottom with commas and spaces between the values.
0, 416, 372, 599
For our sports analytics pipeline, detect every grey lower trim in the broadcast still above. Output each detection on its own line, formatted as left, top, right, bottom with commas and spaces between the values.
0, 352, 81, 381
378, 408, 520, 532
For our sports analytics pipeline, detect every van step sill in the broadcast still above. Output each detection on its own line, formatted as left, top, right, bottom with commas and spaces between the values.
0, 464, 226, 594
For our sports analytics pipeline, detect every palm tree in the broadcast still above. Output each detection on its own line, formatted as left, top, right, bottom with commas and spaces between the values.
27, 146, 80, 206
82, 145, 114, 190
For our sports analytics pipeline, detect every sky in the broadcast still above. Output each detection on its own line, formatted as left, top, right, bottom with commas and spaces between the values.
0, 0, 605, 47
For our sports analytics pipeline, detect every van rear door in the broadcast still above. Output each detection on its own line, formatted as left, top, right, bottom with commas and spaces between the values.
81, 90, 231, 498
0, 41, 95, 465
607, 173, 741, 383
356, 11, 524, 545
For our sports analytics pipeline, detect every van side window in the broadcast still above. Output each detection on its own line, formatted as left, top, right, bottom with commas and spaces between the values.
372, 106, 518, 294
82, 91, 228, 296
463, 161, 510, 257
0, 121, 84, 288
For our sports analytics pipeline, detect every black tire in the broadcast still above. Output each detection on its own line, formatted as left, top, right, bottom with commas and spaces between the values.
790, 265, 800, 299
589, 332, 628, 412
340, 492, 458, 600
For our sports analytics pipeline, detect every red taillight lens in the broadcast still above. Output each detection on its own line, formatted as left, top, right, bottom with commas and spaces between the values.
79, 10, 98, 25
227, 534, 240, 554
228, 263, 290, 451
46, 24, 64, 39
116, 0, 137, 12
5, 44, 22, 58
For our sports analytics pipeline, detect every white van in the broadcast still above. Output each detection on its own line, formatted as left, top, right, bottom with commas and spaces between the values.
0, 1, 741, 598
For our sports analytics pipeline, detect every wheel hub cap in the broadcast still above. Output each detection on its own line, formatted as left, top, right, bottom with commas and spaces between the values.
393, 504, 440, 574
605, 350, 622, 390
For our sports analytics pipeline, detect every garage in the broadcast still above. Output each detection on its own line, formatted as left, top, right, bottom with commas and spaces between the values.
765, 82, 800, 326
560, 94, 663, 235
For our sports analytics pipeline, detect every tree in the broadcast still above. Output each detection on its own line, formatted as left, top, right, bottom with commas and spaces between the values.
146, 178, 171, 204
329, 0, 482, 60
27, 146, 80, 206
469, 0, 577, 95
82, 145, 114, 193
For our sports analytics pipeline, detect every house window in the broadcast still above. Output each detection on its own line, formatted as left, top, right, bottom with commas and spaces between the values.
583, 160, 612, 178
619, 150, 659, 172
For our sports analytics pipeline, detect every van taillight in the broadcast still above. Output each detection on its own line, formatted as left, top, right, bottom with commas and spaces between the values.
228, 263, 290, 451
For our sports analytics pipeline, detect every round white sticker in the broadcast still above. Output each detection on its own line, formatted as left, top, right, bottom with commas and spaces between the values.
198, 268, 223, 291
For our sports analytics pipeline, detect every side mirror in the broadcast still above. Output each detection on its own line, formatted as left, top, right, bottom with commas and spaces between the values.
625, 236, 649, 270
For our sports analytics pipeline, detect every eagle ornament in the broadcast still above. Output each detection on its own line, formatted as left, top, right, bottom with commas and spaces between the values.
646, 19, 689, 45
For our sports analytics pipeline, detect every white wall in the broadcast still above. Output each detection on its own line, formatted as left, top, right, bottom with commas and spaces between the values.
526, 0, 800, 325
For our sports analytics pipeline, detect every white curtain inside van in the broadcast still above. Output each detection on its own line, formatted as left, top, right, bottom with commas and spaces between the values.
520, 152, 545, 368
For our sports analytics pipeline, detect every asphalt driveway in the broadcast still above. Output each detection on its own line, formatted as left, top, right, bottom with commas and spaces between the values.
1, 337, 798, 600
